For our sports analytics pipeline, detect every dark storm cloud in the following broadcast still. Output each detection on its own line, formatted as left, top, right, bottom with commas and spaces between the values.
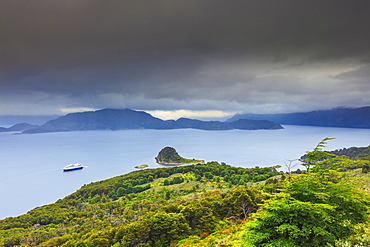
0, 0, 369, 115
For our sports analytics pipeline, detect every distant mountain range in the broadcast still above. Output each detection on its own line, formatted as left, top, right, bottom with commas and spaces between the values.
0, 123, 39, 132
0, 115, 60, 126
227, 106, 370, 129
0, 109, 283, 134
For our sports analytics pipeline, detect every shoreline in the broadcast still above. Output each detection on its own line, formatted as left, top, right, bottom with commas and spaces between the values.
157, 160, 205, 166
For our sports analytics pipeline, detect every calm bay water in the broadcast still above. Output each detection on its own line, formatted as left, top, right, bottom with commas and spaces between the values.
1, 125, 369, 219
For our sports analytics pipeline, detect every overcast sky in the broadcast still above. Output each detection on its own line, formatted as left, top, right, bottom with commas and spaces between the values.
1, 0, 369, 119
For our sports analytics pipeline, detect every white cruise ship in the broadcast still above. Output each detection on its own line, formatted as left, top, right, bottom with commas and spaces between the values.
63, 163, 83, 172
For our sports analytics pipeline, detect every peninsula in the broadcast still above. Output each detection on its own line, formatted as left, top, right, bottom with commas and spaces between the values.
155, 147, 204, 165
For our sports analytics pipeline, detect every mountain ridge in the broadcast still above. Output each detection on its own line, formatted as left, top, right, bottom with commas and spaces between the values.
227, 106, 370, 128
21, 108, 283, 133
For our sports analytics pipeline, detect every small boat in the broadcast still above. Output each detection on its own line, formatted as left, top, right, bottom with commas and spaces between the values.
134, 164, 148, 169
63, 163, 83, 172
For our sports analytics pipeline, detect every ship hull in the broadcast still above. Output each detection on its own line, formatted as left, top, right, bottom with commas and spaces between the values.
63, 166, 83, 172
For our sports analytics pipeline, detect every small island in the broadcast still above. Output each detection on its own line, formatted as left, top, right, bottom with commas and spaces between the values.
155, 147, 204, 166
134, 164, 148, 169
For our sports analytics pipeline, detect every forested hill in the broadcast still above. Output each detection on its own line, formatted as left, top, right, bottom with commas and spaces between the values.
155, 146, 204, 165
227, 106, 370, 128
21, 108, 283, 133
329, 145, 370, 160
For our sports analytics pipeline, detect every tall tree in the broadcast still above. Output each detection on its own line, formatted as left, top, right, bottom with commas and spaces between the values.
243, 138, 370, 246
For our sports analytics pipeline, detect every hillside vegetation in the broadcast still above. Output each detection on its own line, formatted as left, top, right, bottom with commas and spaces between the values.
0, 139, 369, 246
0, 162, 279, 246
329, 145, 370, 160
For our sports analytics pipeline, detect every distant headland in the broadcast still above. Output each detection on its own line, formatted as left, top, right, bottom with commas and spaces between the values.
227, 106, 370, 129
155, 147, 204, 166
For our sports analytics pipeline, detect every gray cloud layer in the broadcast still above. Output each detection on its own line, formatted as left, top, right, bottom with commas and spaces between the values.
1, 0, 369, 116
